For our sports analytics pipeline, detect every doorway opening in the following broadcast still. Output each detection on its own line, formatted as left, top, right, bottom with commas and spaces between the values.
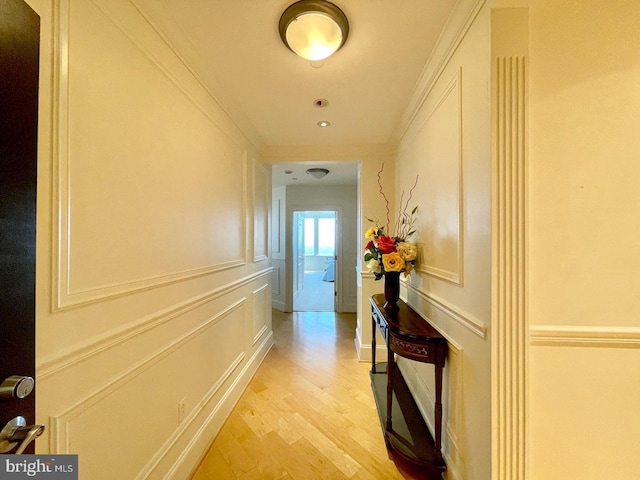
293, 211, 336, 311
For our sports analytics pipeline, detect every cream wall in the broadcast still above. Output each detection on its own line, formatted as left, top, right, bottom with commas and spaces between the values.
383, 4, 492, 480
27, 1, 640, 479
386, 1, 640, 478
506, 1, 640, 478
30, 0, 272, 478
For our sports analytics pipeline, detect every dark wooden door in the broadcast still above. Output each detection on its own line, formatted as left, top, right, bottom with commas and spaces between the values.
0, 0, 40, 453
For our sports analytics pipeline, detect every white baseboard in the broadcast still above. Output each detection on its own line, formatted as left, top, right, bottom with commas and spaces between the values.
271, 299, 285, 312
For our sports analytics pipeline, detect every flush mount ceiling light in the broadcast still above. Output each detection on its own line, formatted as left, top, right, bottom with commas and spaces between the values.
306, 168, 330, 179
279, 0, 349, 61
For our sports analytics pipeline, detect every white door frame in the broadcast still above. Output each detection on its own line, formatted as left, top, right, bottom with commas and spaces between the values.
285, 205, 343, 312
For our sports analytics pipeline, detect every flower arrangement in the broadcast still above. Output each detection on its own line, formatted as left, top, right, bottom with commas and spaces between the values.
364, 163, 418, 280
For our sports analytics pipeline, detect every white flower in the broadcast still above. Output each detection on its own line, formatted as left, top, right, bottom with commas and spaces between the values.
366, 258, 382, 274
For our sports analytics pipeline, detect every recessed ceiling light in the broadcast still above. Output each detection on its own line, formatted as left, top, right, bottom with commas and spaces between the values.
284, 170, 293, 174
317, 121, 331, 127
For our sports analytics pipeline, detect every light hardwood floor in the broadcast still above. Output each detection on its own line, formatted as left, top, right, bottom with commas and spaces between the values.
191, 310, 405, 479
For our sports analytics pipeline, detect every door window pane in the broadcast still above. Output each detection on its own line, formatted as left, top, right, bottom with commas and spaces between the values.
317, 218, 335, 256
304, 218, 315, 255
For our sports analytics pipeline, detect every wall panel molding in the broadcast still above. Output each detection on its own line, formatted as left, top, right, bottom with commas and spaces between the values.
89, 0, 244, 146
253, 159, 270, 262
271, 199, 282, 254
48, 298, 247, 453
38, 269, 272, 379
530, 325, 640, 348
271, 265, 281, 296
403, 70, 464, 285
51, 0, 249, 311
406, 283, 487, 339
252, 283, 270, 345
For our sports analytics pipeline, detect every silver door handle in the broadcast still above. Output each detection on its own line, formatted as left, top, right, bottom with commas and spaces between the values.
0, 416, 45, 454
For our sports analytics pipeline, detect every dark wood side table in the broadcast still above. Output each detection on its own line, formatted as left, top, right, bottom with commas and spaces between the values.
369, 294, 448, 476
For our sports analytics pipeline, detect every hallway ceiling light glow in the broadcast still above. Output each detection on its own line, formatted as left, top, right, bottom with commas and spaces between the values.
306, 168, 329, 179
279, 0, 349, 61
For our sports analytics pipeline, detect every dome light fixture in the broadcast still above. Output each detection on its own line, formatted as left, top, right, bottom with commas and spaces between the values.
306, 168, 330, 179
279, 0, 349, 61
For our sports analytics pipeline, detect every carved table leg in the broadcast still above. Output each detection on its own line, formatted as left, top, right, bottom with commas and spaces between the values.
371, 311, 377, 373
385, 346, 394, 432
434, 364, 444, 462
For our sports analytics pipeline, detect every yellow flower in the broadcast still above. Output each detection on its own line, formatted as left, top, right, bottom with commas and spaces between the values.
382, 252, 405, 272
365, 227, 377, 238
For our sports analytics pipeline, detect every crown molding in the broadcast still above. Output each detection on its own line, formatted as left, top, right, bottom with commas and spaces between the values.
392, 0, 487, 144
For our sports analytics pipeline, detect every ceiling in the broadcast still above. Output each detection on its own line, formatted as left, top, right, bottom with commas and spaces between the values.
138, 0, 459, 185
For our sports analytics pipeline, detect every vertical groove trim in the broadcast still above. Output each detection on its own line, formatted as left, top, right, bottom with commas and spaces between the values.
492, 55, 527, 480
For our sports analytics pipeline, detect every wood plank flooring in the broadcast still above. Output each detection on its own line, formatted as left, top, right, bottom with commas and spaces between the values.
191, 310, 404, 479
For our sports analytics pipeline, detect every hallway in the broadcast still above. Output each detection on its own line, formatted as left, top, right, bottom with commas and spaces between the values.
192, 310, 404, 479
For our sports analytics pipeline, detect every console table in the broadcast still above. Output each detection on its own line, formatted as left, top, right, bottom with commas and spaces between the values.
369, 294, 447, 477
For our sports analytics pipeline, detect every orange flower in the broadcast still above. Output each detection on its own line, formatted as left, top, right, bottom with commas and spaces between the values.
375, 235, 397, 254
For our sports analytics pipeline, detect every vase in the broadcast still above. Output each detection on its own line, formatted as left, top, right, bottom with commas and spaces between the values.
383, 271, 401, 312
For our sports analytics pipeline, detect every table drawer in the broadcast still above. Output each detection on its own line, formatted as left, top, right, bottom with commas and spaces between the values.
389, 336, 435, 362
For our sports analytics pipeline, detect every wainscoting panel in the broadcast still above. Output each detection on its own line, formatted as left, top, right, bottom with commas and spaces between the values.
528, 340, 640, 479
49, 300, 246, 476
38, 269, 274, 478
271, 259, 286, 311
252, 283, 271, 345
